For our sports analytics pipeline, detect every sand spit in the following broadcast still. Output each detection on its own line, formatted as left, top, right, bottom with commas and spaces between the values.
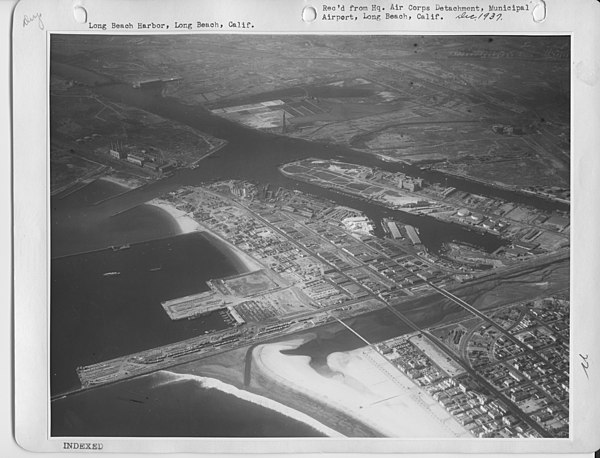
252, 339, 471, 438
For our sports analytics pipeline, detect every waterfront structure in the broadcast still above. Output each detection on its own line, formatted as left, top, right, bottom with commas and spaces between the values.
387, 221, 402, 239
405, 225, 422, 245
161, 290, 225, 320
342, 216, 375, 235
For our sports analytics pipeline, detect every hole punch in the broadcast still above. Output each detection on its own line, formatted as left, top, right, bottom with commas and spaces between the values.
302, 6, 317, 23
73, 5, 87, 24
532, 0, 546, 23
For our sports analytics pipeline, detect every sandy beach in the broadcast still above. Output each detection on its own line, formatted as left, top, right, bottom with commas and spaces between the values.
251, 338, 471, 438
194, 220, 264, 274
172, 338, 379, 437
147, 199, 262, 274
147, 199, 201, 234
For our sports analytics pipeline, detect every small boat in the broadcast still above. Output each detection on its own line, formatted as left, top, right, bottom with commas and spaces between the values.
149, 266, 162, 272
103, 271, 121, 277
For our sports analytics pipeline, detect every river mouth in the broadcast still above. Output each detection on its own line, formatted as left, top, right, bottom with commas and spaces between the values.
50, 94, 514, 256
50, 53, 569, 257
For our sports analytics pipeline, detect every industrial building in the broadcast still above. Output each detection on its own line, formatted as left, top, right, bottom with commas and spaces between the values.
127, 154, 145, 166
405, 225, 422, 245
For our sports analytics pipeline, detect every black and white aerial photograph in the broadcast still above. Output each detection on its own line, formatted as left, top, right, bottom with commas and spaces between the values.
49, 34, 570, 439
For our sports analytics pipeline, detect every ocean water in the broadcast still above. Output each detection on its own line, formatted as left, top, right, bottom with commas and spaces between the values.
51, 231, 244, 395
51, 370, 330, 437
51, 179, 337, 437
51, 176, 180, 258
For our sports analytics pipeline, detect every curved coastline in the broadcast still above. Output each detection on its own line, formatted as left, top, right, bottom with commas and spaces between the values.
249, 338, 471, 438
146, 198, 262, 274
153, 370, 343, 438
143, 200, 468, 438
251, 339, 394, 436
199, 229, 262, 275
146, 199, 201, 234
171, 336, 382, 438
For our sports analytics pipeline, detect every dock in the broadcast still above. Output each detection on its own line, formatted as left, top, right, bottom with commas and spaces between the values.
161, 289, 225, 320
405, 225, 422, 245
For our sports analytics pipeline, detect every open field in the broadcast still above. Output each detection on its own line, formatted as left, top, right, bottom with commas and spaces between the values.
223, 270, 279, 296
50, 70, 227, 192
50, 147, 108, 195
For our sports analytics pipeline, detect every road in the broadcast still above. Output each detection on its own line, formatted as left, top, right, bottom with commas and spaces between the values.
377, 298, 550, 437
52, 188, 570, 436
52, 250, 567, 431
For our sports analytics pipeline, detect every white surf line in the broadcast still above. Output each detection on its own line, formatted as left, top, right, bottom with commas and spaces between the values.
334, 317, 372, 346
155, 371, 344, 437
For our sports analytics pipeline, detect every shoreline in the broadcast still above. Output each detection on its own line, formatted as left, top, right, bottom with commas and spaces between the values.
147, 199, 201, 234
251, 339, 390, 436
420, 166, 571, 208
194, 219, 264, 274
250, 338, 471, 438
147, 198, 262, 274
171, 336, 380, 438
155, 370, 343, 438
87, 174, 154, 207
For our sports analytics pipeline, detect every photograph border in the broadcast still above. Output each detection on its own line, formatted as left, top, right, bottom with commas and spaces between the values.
13, 0, 600, 453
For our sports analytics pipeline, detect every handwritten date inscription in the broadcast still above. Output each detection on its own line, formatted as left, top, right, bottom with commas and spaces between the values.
456, 11, 503, 21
